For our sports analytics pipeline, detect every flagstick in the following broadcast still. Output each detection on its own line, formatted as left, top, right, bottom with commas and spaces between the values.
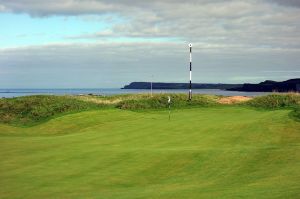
168, 103, 171, 121
168, 96, 171, 121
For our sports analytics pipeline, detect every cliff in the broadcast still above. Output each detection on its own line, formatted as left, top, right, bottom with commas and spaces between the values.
228, 78, 300, 92
122, 82, 242, 90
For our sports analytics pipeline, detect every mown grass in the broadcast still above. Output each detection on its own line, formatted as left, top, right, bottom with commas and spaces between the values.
0, 107, 299, 198
0, 94, 299, 198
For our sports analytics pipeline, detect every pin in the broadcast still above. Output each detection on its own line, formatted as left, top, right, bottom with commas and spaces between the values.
168, 96, 171, 121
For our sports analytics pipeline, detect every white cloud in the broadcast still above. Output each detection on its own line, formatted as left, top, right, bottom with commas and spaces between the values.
1, 0, 299, 51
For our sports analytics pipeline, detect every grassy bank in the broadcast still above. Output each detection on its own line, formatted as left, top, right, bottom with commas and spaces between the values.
1, 93, 299, 126
0, 95, 107, 126
116, 94, 219, 110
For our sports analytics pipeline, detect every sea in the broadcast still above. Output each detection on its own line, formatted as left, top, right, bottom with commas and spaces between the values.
0, 88, 272, 98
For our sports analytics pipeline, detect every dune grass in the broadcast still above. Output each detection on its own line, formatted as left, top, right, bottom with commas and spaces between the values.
0, 94, 220, 126
245, 93, 300, 109
0, 95, 108, 126
0, 104, 299, 198
1, 93, 299, 127
116, 94, 219, 110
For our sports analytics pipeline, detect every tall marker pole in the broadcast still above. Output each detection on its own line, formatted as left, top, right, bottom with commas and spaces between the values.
189, 43, 192, 100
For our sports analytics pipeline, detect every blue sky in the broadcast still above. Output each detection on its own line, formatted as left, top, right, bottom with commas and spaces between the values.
0, 0, 299, 88
0, 13, 120, 47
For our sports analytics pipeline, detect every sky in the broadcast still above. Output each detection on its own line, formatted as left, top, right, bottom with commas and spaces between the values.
0, 0, 300, 88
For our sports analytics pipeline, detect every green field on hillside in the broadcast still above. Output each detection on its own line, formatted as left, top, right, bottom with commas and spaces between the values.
1, 96, 300, 199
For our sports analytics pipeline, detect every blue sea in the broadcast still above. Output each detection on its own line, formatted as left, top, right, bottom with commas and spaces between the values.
0, 88, 272, 98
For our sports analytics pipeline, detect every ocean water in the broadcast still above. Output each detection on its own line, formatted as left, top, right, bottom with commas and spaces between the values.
0, 88, 272, 98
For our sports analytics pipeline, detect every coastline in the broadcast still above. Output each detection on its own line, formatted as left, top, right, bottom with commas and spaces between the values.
0, 88, 274, 98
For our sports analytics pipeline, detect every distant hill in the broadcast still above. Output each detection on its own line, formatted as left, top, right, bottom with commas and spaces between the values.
123, 79, 300, 92
228, 78, 300, 92
122, 82, 242, 90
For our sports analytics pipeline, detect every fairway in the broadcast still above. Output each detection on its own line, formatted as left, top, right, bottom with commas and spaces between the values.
1, 107, 299, 198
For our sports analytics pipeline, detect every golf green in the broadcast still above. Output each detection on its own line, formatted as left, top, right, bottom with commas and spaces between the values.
1, 107, 299, 198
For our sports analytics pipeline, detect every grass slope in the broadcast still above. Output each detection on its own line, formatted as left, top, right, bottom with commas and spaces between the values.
1, 106, 299, 198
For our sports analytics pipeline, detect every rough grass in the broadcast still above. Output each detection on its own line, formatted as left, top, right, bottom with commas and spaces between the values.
116, 94, 219, 110
0, 107, 299, 198
0, 94, 219, 126
0, 95, 107, 126
1, 94, 300, 127
245, 93, 300, 109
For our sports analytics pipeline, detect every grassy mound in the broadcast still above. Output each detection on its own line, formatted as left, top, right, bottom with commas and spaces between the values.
0, 95, 105, 126
116, 94, 219, 110
246, 93, 300, 109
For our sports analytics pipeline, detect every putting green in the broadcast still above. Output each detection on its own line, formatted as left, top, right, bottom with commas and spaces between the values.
0, 107, 299, 198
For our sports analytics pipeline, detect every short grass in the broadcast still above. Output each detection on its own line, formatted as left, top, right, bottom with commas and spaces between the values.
1, 106, 299, 198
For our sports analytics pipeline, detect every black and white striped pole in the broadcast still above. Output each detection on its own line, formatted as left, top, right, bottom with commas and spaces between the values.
189, 43, 192, 100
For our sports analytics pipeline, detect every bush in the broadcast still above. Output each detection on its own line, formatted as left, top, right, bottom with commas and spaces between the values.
116, 94, 218, 110
246, 94, 300, 109
0, 95, 105, 126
